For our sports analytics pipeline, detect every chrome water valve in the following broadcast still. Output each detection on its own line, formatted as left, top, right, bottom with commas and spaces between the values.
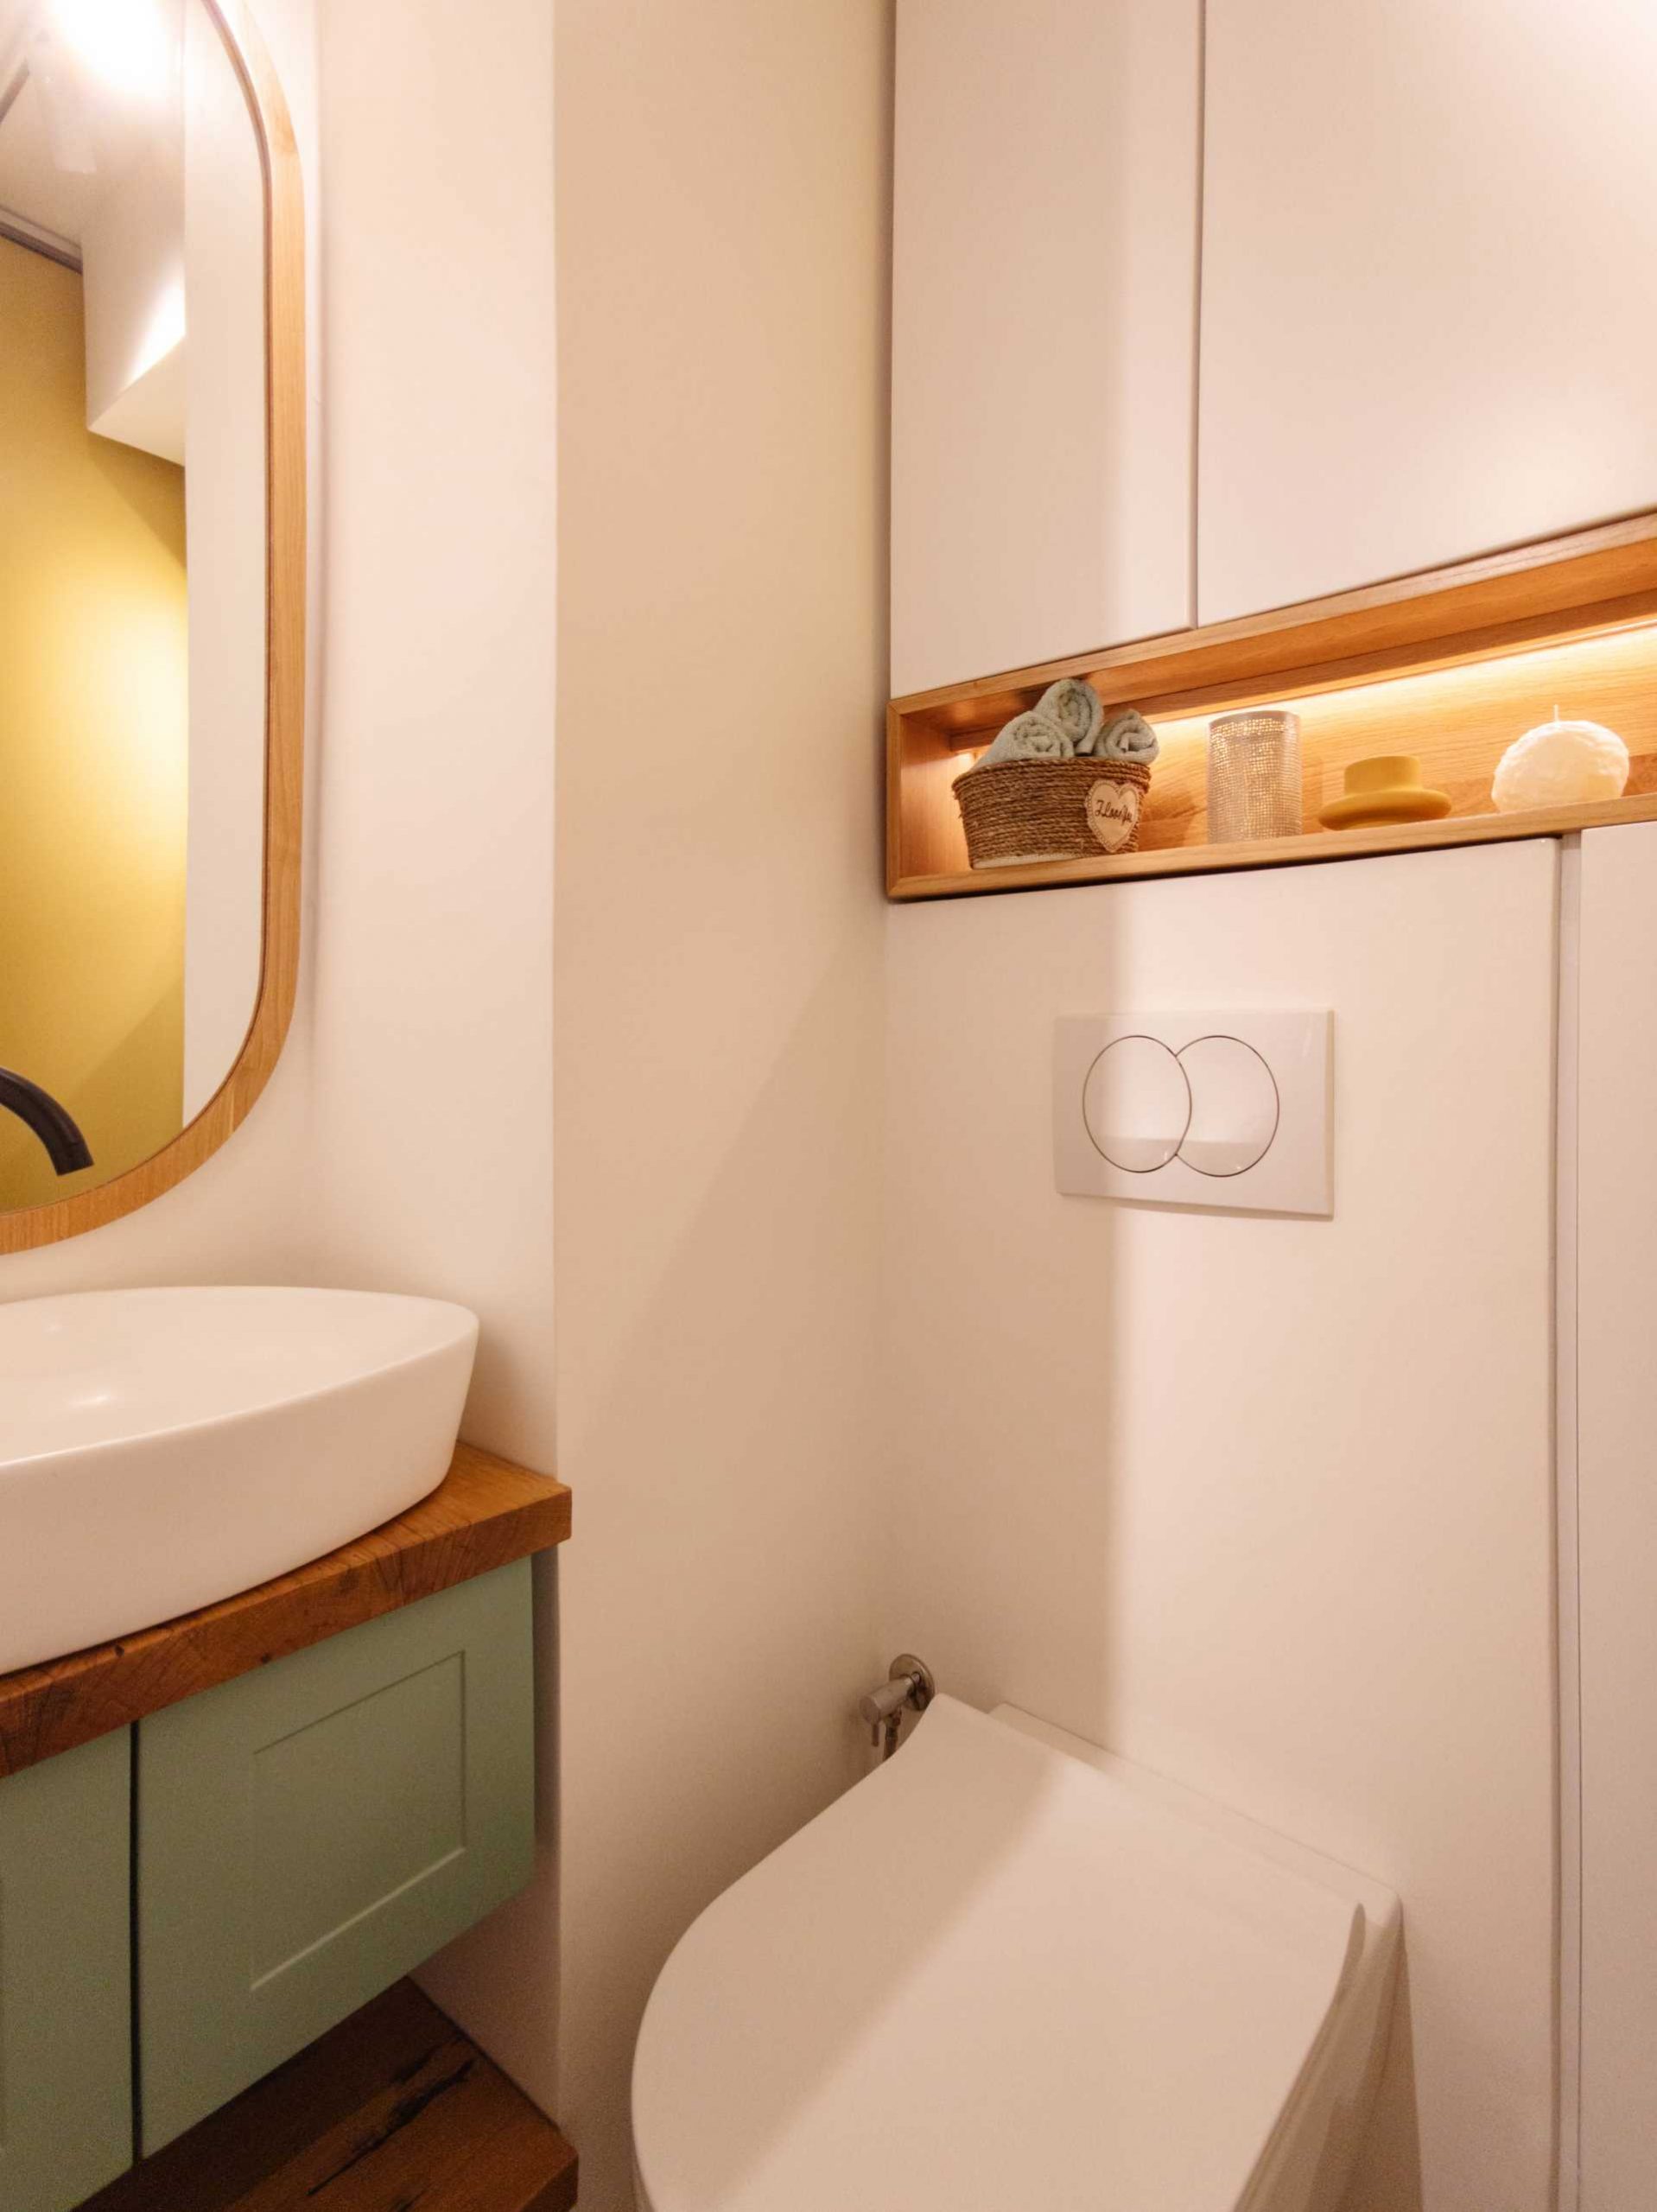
859, 1653, 936, 1759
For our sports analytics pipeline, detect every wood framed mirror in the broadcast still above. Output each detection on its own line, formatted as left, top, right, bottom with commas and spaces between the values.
0, 0, 302, 1253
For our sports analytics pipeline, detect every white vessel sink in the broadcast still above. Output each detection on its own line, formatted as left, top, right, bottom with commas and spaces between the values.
0, 1287, 479, 1676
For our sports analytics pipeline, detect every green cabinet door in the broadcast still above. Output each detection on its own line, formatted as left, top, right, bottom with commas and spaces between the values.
136, 1560, 535, 2152
0, 1730, 133, 2212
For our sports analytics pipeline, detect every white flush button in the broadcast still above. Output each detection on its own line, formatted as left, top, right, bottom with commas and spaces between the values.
1054, 1011, 1330, 1217
1082, 1036, 1190, 1173
1177, 1035, 1279, 1178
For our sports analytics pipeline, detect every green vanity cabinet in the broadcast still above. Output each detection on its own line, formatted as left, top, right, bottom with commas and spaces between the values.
136, 1558, 536, 2152
0, 1551, 539, 2206
0, 1730, 133, 2212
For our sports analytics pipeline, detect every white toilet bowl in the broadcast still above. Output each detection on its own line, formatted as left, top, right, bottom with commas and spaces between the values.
633, 1696, 1400, 2212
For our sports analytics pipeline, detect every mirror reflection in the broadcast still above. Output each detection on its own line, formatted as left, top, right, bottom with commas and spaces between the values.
0, 0, 265, 1212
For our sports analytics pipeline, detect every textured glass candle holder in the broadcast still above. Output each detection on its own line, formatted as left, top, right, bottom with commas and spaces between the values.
1206, 709, 1303, 842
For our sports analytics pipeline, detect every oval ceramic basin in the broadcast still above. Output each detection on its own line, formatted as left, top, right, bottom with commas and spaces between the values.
0, 1287, 479, 1675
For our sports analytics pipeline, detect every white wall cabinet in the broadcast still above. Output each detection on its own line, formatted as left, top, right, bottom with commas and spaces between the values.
890, 0, 1201, 698
1577, 820, 1657, 2208
884, 840, 1561, 2207
1197, 0, 1657, 626
894, 0, 1657, 684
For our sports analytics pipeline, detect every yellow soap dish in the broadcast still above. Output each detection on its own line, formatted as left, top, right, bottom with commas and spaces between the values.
1317, 754, 1453, 831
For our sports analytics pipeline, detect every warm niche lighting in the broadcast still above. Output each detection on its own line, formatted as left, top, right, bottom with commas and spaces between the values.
894, 615, 1657, 893
1144, 619, 1657, 785
940, 618, 1657, 760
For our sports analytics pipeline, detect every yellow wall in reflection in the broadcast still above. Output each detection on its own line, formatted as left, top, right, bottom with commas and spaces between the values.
0, 235, 189, 1211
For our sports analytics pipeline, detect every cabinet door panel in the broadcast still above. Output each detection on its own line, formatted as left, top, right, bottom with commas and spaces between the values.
1199, 0, 1657, 626
1578, 822, 1657, 2203
892, 0, 1200, 696
0, 1732, 132, 2212
136, 1560, 534, 2152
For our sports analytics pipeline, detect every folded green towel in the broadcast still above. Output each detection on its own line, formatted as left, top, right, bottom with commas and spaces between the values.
1036, 678, 1105, 753
1098, 709, 1159, 765
976, 709, 1073, 767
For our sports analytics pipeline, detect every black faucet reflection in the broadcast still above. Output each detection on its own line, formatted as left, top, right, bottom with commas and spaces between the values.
0, 1066, 93, 1176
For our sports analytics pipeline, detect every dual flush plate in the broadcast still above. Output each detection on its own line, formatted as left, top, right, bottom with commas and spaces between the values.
1053, 1011, 1333, 1217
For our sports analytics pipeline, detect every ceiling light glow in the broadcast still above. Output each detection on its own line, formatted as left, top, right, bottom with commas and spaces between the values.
48, 0, 173, 103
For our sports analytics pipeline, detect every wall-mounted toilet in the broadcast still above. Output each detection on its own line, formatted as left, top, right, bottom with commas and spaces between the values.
633, 1698, 1400, 2211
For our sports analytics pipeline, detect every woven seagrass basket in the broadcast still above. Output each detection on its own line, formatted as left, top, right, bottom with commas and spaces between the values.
954, 755, 1152, 868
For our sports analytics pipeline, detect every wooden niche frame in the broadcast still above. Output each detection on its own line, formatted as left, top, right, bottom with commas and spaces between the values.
2, 0, 305, 1255
887, 512, 1657, 899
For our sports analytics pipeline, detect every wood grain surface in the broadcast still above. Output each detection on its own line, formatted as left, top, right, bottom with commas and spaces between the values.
890, 537, 1657, 894
81, 1979, 577, 2212
0, 1446, 570, 1780
890, 790, 1657, 899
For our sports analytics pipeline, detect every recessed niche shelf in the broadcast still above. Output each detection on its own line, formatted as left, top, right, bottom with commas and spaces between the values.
886, 512, 1657, 899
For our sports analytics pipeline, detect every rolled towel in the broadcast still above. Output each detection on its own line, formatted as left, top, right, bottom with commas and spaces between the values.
1098, 708, 1159, 765
1036, 677, 1104, 754
975, 709, 1074, 767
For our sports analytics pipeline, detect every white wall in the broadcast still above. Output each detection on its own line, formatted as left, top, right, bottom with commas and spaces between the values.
300, 0, 556, 1450
82, 137, 186, 461
547, 3, 892, 2202
181, 0, 267, 1120
79, 0, 189, 466
883, 841, 1562, 2210
297, 0, 561, 2075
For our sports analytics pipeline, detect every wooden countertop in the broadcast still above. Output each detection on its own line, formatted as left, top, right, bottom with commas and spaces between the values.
0, 1445, 570, 1780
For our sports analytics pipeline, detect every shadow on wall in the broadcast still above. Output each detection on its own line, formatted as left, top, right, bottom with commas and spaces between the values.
1340, 1964, 1425, 2212
549, 926, 886, 2209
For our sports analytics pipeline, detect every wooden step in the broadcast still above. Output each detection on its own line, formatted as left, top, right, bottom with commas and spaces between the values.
82, 1980, 576, 2212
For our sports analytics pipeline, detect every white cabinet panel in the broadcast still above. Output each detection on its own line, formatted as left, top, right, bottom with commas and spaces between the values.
886, 841, 1560, 2209
1199, 0, 1657, 626
1578, 821, 1657, 2208
892, 0, 1200, 697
